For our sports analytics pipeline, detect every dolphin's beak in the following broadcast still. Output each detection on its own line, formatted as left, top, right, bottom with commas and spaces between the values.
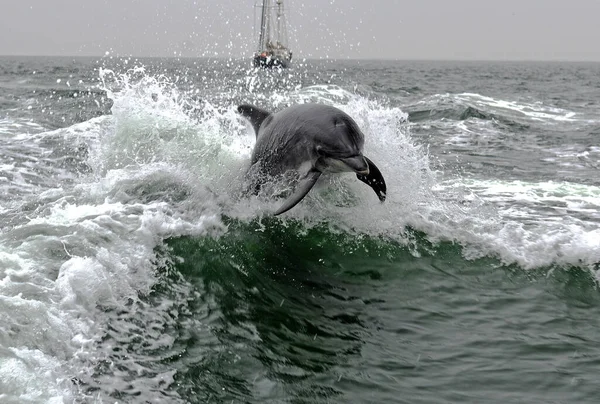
339, 156, 369, 175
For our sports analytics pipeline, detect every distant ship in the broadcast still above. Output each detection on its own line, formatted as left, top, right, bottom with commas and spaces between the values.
253, 0, 292, 68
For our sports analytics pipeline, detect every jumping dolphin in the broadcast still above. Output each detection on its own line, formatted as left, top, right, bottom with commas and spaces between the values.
238, 103, 386, 215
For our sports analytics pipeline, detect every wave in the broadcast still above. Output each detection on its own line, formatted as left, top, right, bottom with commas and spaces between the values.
162, 218, 598, 402
82, 69, 600, 272
408, 105, 502, 123
406, 92, 584, 128
7, 67, 595, 271
4, 68, 598, 272
0, 117, 46, 136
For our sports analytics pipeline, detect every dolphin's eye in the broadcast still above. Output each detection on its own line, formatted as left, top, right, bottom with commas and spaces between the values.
317, 147, 352, 159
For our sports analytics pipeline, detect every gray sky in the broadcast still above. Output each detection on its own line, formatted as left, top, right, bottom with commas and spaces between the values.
1, 0, 599, 61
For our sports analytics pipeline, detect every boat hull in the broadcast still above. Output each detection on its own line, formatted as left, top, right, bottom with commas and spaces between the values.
253, 54, 291, 69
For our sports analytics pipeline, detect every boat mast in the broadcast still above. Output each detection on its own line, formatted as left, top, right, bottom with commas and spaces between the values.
276, 0, 282, 46
257, 0, 271, 51
273, 0, 289, 49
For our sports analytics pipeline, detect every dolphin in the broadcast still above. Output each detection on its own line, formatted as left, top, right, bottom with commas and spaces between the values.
238, 103, 387, 215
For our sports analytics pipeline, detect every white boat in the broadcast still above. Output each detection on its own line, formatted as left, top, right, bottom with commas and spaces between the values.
253, 0, 292, 68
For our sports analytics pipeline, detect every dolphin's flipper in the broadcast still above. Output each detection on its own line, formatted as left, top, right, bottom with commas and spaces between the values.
357, 156, 387, 202
237, 104, 272, 136
274, 170, 322, 216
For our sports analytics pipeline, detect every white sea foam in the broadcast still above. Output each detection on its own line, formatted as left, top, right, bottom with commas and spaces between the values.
455, 92, 579, 123
0, 189, 224, 402
542, 145, 600, 171
0, 117, 46, 136
0, 73, 228, 400
415, 92, 594, 125
434, 179, 600, 269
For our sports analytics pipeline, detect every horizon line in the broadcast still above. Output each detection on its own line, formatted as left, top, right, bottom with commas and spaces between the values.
1, 54, 600, 64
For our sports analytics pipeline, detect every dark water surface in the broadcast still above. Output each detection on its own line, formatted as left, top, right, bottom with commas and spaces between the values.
0, 56, 599, 403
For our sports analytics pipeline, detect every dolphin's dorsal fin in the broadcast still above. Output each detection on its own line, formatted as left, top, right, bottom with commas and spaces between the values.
274, 170, 322, 216
237, 104, 272, 137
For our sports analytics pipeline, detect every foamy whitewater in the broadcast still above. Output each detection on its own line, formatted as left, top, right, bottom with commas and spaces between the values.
1, 57, 599, 403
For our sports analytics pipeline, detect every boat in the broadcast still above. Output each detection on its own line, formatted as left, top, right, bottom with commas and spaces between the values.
253, 0, 292, 68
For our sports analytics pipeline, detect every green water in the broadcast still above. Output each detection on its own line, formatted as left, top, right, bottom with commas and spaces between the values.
159, 219, 600, 403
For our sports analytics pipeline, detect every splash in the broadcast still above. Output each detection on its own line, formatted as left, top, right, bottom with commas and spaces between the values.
89, 66, 600, 273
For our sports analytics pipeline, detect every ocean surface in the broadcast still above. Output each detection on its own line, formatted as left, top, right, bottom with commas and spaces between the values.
1, 56, 599, 404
